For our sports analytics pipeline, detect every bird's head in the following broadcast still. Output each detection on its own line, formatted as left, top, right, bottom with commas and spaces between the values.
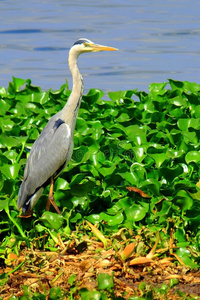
72, 38, 118, 54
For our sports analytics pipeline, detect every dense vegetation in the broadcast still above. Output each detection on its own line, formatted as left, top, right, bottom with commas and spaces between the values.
0, 78, 200, 299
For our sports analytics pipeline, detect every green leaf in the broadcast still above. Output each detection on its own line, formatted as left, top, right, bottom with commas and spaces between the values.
182, 131, 197, 143
169, 278, 179, 288
174, 190, 193, 211
34, 224, 47, 233
124, 125, 147, 145
176, 248, 198, 268
116, 112, 130, 122
70, 212, 82, 223
160, 164, 183, 182
88, 120, 103, 140
9, 77, 30, 92
98, 164, 116, 177
168, 95, 187, 107
79, 289, 101, 300
3, 150, 18, 163
177, 118, 200, 131
125, 204, 147, 222
34, 92, 49, 104
0, 86, 7, 96
83, 88, 103, 104
86, 214, 101, 224
0, 173, 4, 191
155, 200, 171, 217
49, 287, 64, 299
73, 146, 90, 163
185, 151, 200, 164
76, 117, 91, 135
194, 105, 200, 118
0, 134, 21, 149
132, 146, 147, 163
0, 99, 11, 115
149, 82, 167, 94
0, 199, 9, 212
97, 273, 114, 290
70, 173, 85, 185
141, 178, 161, 196
54, 177, 68, 190
0, 163, 21, 180
108, 90, 127, 102
169, 79, 200, 93
40, 212, 63, 230
175, 228, 186, 243
68, 274, 76, 286
148, 153, 167, 168
100, 212, 124, 226
130, 163, 147, 183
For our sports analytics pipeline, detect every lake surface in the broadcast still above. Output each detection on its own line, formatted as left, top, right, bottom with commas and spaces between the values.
1, 0, 200, 97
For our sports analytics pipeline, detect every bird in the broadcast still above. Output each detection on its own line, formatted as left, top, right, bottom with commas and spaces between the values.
17, 38, 118, 216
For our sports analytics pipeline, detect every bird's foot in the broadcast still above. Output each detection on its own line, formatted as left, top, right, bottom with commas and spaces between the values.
18, 209, 34, 218
46, 195, 61, 214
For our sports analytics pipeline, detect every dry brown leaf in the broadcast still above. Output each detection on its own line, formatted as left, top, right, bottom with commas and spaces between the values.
5, 253, 18, 266
170, 253, 186, 267
79, 259, 94, 271
57, 233, 65, 248
183, 275, 195, 283
126, 186, 151, 198
23, 278, 39, 286
86, 221, 108, 247
129, 256, 154, 266
95, 259, 112, 268
120, 242, 136, 262
146, 232, 159, 259
165, 274, 183, 280
1, 234, 200, 299
159, 257, 174, 266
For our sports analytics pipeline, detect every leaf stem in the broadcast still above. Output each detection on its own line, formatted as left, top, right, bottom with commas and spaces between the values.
6, 208, 26, 239
8, 260, 25, 274
5, 192, 30, 247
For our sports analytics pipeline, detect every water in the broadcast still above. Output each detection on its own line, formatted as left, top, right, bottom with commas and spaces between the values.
1, 0, 200, 97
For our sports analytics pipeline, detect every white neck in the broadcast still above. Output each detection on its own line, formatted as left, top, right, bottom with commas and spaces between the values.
62, 48, 84, 134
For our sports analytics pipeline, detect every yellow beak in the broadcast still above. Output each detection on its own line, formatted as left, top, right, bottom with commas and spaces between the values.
89, 43, 118, 52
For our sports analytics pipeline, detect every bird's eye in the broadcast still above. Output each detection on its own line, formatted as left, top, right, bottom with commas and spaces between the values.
84, 42, 90, 47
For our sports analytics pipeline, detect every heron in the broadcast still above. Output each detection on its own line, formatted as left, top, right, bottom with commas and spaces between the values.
17, 38, 118, 216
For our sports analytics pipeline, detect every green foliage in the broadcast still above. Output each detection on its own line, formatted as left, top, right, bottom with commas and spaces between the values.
0, 77, 200, 270
4, 278, 196, 300
97, 273, 114, 290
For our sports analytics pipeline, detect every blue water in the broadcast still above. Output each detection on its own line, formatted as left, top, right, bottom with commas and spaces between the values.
1, 0, 200, 97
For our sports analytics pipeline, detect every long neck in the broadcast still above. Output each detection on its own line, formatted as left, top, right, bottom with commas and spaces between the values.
62, 49, 84, 134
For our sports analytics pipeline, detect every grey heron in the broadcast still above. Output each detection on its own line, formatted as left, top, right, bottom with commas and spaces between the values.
17, 38, 118, 216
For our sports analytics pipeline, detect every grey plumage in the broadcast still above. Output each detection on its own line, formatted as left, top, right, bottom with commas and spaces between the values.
17, 38, 118, 215
17, 113, 73, 213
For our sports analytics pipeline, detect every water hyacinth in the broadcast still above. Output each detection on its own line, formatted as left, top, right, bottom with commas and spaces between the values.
0, 77, 199, 271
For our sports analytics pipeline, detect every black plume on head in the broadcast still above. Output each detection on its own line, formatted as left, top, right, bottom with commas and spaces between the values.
73, 38, 91, 46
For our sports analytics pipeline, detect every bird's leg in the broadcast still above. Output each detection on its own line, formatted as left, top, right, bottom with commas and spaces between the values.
46, 177, 61, 214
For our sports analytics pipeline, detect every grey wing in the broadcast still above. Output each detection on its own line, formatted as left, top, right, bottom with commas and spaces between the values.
17, 116, 73, 210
